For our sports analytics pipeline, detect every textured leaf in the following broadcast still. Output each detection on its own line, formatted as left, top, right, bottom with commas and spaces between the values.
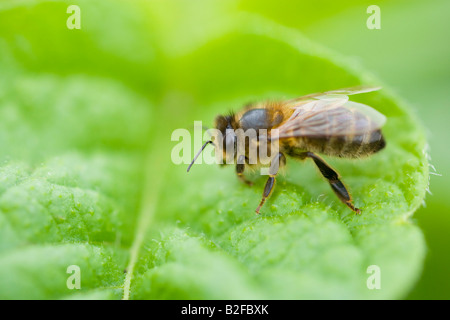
0, 0, 428, 299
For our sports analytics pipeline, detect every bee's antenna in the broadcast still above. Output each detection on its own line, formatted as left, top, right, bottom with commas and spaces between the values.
187, 140, 214, 172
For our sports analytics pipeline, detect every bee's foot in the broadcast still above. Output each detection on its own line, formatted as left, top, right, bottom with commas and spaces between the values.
344, 200, 361, 215
255, 197, 267, 215
348, 203, 361, 215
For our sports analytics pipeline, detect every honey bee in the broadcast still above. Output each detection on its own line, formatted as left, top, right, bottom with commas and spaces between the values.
187, 86, 386, 215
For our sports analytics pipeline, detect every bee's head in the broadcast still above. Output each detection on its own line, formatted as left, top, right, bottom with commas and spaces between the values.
187, 113, 238, 172
215, 114, 238, 164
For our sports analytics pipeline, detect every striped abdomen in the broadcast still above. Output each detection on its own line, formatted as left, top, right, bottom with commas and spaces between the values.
282, 129, 386, 159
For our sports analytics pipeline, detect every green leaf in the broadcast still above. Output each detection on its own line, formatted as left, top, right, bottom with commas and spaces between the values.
0, 64, 151, 299
0, 0, 428, 299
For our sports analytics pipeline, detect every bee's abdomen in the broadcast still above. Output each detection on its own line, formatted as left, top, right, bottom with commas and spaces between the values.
288, 130, 386, 158
338, 130, 385, 158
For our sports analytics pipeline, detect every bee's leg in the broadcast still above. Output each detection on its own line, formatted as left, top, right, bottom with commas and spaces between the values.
236, 155, 253, 186
255, 152, 286, 214
302, 152, 361, 215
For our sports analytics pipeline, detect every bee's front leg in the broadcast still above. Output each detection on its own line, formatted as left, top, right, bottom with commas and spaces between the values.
255, 152, 286, 214
236, 155, 253, 186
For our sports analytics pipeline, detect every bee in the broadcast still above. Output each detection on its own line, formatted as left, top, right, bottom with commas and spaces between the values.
187, 86, 386, 215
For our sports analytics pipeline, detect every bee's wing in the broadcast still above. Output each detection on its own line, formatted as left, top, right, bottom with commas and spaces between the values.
271, 95, 386, 139
286, 86, 381, 104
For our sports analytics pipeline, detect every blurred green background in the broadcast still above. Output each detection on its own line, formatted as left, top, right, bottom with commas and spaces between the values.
0, 0, 448, 299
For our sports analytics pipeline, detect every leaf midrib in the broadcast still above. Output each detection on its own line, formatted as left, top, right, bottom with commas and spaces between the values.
121, 149, 166, 300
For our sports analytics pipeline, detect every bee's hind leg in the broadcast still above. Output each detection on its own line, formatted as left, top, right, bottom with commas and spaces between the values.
255, 152, 286, 214
236, 155, 253, 186
302, 152, 361, 215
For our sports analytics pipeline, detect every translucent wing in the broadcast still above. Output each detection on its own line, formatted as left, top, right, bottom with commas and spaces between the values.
271, 88, 386, 139
286, 85, 381, 104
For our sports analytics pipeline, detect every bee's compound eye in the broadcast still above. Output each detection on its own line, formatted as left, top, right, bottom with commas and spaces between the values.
223, 130, 237, 160
225, 131, 235, 149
